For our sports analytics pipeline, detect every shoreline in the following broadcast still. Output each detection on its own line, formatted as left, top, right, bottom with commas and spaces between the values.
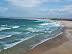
0, 19, 72, 54
26, 19, 72, 54
31, 32, 63, 49
26, 26, 68, 54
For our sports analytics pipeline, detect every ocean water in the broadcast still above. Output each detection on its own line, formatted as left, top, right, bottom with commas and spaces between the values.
0, 18, 63, 51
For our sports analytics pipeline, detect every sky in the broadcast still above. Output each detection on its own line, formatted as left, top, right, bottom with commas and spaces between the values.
0, 0, 72, 18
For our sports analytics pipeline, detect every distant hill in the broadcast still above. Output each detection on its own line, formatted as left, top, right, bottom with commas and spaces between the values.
50, 18, 72, 21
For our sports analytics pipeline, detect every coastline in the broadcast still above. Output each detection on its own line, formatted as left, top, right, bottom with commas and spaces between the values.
26, 19, 72, 54
0, 18, 72, 54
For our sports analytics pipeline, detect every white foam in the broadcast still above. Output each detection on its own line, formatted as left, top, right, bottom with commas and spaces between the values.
10, 32, 21, 34
1, 33, 39, 51
2, 24, 7, 26
0, 35, 12, 39
34, 21, 41, 22
46, 31, 52, 33
0, 20, 62, 51
0, 32, 22, 35
1, 25, 6, 26
46, 28, 50, 30
26, 27, 44, 32
40, 23, 49, 26
53, 22, 61, 27
0, 27, 11, 31
40, 21, 61, 27
27, 28, 33, 30
15, 32, 22, 34
12, 26, 20, 28
3, 35, 37, 50
31, 32, 63, 49
26, 32, 30, 34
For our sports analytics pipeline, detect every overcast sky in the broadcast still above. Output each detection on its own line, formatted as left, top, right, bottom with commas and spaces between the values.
0, 0, 72, 18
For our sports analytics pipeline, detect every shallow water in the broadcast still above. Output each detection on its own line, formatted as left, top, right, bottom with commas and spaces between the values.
0, 18, 62, 51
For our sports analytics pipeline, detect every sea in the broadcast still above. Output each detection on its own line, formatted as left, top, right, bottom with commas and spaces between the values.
0, 18, 63, 51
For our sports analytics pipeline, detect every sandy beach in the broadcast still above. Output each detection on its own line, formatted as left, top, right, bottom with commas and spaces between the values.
0, 19, 72, 54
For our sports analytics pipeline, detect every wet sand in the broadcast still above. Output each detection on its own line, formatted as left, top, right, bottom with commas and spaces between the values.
26, 19, 72, 54
0, 19, 72, 54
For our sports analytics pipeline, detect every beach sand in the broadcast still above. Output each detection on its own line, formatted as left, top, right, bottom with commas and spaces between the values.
0, 19, 72, 54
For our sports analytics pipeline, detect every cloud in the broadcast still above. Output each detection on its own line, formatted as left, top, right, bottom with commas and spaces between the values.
5, 0, 72, 8
62, 5, 72, 9
5, 0, 44, 7
1, 0, 72, 18
39, 5, 72, 18
44, 0, 62, 2
0, 7, 8, 13
64, 0, 72, 2
43, 0, 72, 2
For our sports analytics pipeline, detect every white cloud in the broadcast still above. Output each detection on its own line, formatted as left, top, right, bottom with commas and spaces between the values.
39, 5, 72, 18
44, 0, 62, 2
2, 0, 72, 18
62, 5, 72, 9
5, 0, 44, 7
64, 0, 72, 2
43, 0, 72, 2
41, 5, 72, 12
0, 7, 8, 13
5, 0, 72, 8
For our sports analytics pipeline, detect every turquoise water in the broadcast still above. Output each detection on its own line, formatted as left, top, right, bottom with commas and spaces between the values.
0, 18, 62, 51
